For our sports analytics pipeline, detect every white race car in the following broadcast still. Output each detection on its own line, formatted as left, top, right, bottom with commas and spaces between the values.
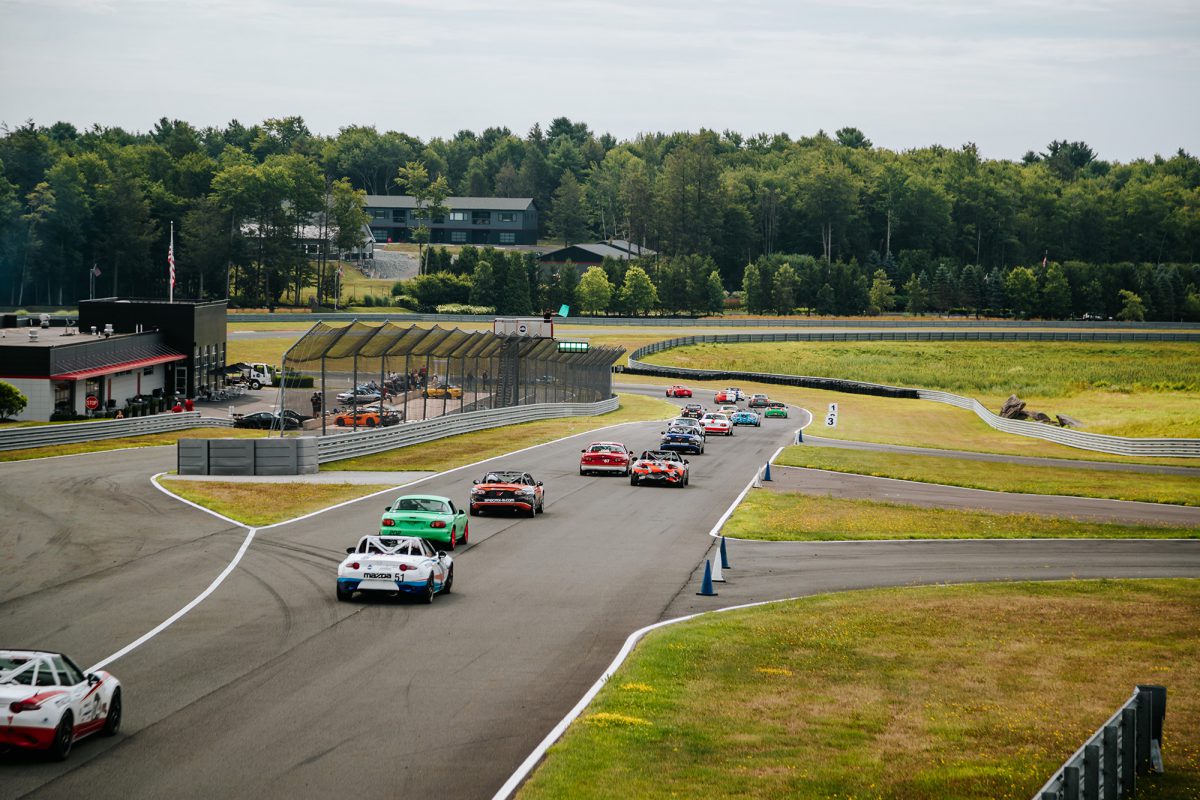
701, 412, 734, 436
337, 535, 453, 604
0, 650, 122, 760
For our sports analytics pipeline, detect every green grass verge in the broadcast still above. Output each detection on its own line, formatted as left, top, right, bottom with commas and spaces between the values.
158, 480, 395, 527
0, 427, 275, 463
723, 491, 1199, 540
325, 392, 676, 472
778, 447, 1200, 506
518, 579, 1200, 800
643, 340, 1200, 438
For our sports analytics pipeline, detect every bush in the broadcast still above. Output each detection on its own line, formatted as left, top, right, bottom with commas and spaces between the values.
50, 411, 87, 422
0, 380, 28, 419
281, 373, 315, 388
435, 303, 495, 315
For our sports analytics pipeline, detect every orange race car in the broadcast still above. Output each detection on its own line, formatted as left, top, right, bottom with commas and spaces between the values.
630, 450, 690, 487
333, 409, 399, 427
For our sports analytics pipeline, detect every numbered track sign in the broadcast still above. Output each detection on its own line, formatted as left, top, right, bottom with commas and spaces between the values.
825, 413, 838, 428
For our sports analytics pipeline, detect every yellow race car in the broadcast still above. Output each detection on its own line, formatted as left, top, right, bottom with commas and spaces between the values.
423, 383, 463, 399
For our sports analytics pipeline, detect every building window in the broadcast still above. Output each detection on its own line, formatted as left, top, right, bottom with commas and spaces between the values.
392, 210, 406, 223
144, 366, 155, 375
499, 232, 516, 244
371, 209, 389, 220
53, 381, 71, 412
499, 212, 517, 223
450, 231, 467, 243
372, 228, 390, 241
450, 211, 467, 222
472, 211, 491, 225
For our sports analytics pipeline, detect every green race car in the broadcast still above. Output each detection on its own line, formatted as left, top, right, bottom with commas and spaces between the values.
380, 494, 469, 550
764, 403, 789, 418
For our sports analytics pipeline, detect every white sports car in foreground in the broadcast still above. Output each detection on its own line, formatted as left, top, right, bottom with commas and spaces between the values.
0, 650, 122, 760
337, 535, 454, 603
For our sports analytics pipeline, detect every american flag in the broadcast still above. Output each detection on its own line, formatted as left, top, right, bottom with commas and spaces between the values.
168, 240, 175, 288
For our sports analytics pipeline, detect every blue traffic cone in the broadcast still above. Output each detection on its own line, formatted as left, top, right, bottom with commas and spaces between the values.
763, 462, 773, 481
720, 536, 731, 570
696, 560, 718, 596
797, 429, 804, 443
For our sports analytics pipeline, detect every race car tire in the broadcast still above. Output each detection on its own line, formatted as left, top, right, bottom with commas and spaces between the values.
579, 467, 586, 476
446, 528, 456, 550
336, 418, 346, 427
102, 688, 122, 737
684, 474, 690, 486
630, 475, 638, 486
461, 523, 468, 544
527, 502, 536, 518
250, 380, 262, 390
469, 505, 478, 516
422, 576, 435, 604
442, 566, 454, 594
50, 712, 74, 761
537, 498, 545, 514
336, 585, 354, 602
366, 418, 376, 427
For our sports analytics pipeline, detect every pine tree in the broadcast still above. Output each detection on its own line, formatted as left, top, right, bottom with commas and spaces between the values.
469, 259, 494, 308
706, 270, 725, 314
499, 254, 532, 314
868, 269, 895, 314
773, 263, 798, 315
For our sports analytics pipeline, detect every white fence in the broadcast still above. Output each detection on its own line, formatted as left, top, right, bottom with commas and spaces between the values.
317, 397, 620, 464
0, 412, 232, 452
626, 334, 1200, 458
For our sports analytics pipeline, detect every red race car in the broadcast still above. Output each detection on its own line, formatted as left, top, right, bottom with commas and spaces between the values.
665, 385, 693, 398
714, 388, 744, 403
579, 441, 632, 476
469, 470, 544, 517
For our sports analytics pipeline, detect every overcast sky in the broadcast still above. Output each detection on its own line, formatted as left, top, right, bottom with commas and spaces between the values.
1, 0, 1196, 162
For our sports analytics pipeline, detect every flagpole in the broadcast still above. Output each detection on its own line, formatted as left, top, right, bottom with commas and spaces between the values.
169, 221, 175, 303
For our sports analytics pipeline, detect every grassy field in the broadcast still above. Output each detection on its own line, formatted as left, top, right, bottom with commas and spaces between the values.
642, 341, 1200, 438
158, 480, 395, 526
0, 427, 276, 463
776, 447, 1200, 505
723, 491, 1199, 540
327, 392, 675, 471
518, 579, 1200, 800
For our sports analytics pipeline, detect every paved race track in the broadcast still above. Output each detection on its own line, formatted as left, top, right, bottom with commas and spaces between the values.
2, 397, 1198, 800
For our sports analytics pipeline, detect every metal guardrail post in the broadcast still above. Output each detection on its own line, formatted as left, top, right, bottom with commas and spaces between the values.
1120, 707, 1136, 793
1102, 723, 1118, 799
1082, 742, 1100, 800
1063, 764, 1081, 798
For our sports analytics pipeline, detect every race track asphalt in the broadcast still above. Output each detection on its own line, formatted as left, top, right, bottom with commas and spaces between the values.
2, 398, 1198, 800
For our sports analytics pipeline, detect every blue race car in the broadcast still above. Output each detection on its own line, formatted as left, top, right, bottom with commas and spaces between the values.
731, 410, 762, 427
659, 425, 705, 455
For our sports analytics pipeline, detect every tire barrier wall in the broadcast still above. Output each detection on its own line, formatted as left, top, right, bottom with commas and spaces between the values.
626, 332, 1200, 458
0, 412, 232, 452
229, 311, 1200, 330
315, 396, 620, 465
1034, 685, 1166, 800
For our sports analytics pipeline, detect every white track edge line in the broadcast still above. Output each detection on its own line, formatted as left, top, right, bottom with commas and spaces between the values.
87, 525, 258, 673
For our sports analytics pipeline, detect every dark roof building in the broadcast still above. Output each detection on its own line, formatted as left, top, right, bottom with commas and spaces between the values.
538, 240, 657, 267
364, 195, 538, 246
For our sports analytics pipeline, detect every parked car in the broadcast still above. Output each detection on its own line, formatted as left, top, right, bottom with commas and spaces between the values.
424, 383, 463, 399
233, 411, 301, 430
337, 387, 383, 404
333, 409, 399, 427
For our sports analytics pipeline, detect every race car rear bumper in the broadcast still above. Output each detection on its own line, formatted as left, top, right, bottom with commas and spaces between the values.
581, 463, 628, 473
338, 577, 435, 595
471, 500, 534, 512
0, 725, 55, 749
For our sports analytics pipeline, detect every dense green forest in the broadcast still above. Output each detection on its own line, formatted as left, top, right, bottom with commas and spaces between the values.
0, 116, 1197, 319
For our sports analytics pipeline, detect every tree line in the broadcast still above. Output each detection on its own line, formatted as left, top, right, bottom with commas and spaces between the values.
0, 115, 1197, 317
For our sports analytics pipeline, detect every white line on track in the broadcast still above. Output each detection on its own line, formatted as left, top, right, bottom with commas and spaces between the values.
88, 412, 678, 673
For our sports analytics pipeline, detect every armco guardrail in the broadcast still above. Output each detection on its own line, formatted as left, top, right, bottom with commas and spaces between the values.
626, 333, 1200, 457
1035, 685, 1166, 800
316, 397, 619, 464
0, 412, 232, 452
229, 311, 1200, 330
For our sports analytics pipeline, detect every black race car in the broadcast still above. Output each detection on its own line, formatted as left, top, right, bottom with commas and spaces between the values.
680, 403, 704, 419
233, 411, 300, 430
